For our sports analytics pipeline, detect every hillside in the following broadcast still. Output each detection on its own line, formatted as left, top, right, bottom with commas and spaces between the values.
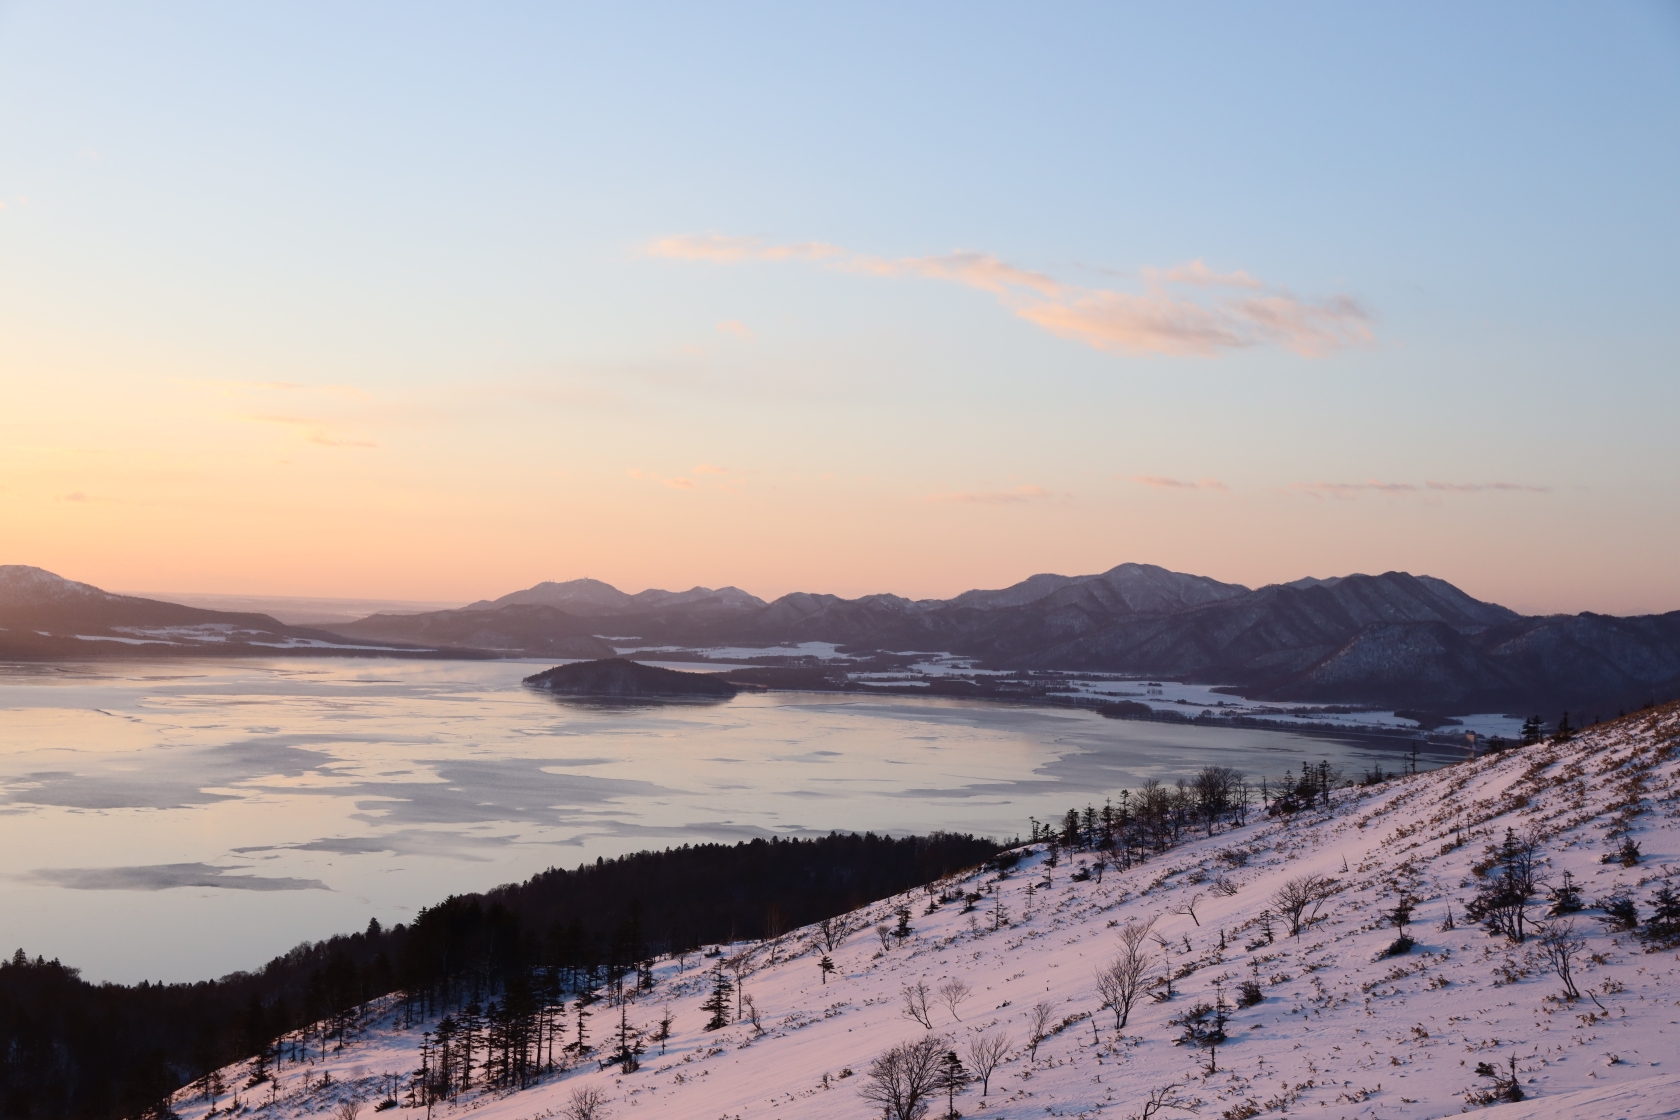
0, 566, 475, 661
167, 703, 1680, 1119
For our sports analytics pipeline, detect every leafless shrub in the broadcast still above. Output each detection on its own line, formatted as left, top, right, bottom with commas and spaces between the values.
561, 1085, 609, 1120
901, 981, 934, 1029
1096, 917, 1155, 1032
1211, 875, 1240, 896
1169, 892, 1205, 926
334, 1100, 361, 1120
1467, 1054, 1525, 1105
818, 915, 852, 952
1027, 1000, 1058, 1062
936, 978, 971, 1021
1132, 1082, 1201, 1120
1537, 920, 1584, 1000
965, 1031, 1011, 1097
1272, 873, 1340, 936
859, 1034, 946, 1120
742, 993, 765, 1035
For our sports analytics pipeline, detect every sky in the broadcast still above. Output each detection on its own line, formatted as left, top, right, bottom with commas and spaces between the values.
1, 2, 1677, 616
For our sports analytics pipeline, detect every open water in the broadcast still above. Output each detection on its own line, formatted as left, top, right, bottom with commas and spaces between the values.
0, 658, 1459, 982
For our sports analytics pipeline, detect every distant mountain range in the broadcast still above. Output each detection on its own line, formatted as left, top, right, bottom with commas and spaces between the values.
5, 562, 1678, 717
334, 563, 1680, 716
0, 565, 482, 660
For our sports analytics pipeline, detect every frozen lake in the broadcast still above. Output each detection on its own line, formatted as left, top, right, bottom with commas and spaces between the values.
0, 658, 1457, 983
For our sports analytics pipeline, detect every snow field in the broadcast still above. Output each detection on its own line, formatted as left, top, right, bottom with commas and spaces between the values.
172, 705, 1680, 1120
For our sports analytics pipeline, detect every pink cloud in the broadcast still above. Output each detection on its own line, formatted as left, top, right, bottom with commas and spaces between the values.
715, 320, 754, 341
1133, 475, 1228, 491
1424, 480, 1551, 494
925, 484, 1058, 505
1293, 479, 1548, 500
1149, 259, 1265, 290
850, 250, 1063, 298
646, 235, 1372, 358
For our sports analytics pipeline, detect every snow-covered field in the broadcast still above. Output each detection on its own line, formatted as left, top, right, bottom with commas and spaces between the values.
173, 705, 1680, 1120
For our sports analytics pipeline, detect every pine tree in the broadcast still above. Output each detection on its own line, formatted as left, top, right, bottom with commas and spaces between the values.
818, 955, 836, 984
700, 963, 734, 1031
935, 1050, 971, 1119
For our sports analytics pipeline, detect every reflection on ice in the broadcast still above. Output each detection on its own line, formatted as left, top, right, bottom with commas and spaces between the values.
0, 657, 1456, 983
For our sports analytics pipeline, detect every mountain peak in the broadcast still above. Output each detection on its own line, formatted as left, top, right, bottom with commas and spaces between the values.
466, 579, 767, 615
0, 565, 117, 605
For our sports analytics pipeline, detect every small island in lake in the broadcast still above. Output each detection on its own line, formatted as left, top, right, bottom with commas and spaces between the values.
523, 657, 740, 698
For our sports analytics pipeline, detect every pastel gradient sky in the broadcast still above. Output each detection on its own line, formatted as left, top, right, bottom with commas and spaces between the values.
2, 3, 1677, 615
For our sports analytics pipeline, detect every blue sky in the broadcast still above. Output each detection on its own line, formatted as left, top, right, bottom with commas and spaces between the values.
1, 2, 1677, 613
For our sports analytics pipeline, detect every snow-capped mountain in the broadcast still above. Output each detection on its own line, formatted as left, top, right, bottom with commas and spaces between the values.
168, 703, 1680, 1119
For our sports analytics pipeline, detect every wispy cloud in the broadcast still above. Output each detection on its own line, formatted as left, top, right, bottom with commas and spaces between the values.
925, 484, 1059, 505
716, 319, 755, 341
1132, 475, 1228, 491
646, 235, 1373, 358
1292, 479, 1551, 500
1423, 481, 1551, 494
246, 415, 378, 448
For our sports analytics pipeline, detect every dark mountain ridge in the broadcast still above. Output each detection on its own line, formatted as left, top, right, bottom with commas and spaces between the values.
330, 564, 1680, 716
6, 562, 1676, 717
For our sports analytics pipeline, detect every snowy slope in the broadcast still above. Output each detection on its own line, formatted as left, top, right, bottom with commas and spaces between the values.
171, 704, 1680, 1120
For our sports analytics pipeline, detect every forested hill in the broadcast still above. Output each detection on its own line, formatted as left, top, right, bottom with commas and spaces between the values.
0, 832, 997, 1120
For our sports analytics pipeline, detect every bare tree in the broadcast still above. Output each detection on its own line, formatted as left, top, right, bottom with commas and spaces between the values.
901, 981, 935, 1029
1536, 920, 1584, 1000
727, 950, 755, 1017
878, 924, 895, 952
1192, 765, 1244, 836
1271, 873, 1340, 936
1133, 1083, 1201, 1120
936, 978, 972, 1021
1096, 918, 1155, 1032
742, 993, 766, 1036
818, 915, 852, 952
1168, 892, 1204, 927
1088, 940, 1155, 1034
859, 1035, 947, 1120
334, 1100, 361, 1120
764, 904, 790, 965
965, 1031, 1011, 1097
1027, 1000, 1058, 1062
561, 1085, 609, 1120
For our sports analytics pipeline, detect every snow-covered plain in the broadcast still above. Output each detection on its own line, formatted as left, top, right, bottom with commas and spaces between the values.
173, 705, 1680, 1120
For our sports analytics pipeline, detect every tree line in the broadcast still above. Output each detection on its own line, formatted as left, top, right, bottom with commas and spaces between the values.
0, 830, 997, 1120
